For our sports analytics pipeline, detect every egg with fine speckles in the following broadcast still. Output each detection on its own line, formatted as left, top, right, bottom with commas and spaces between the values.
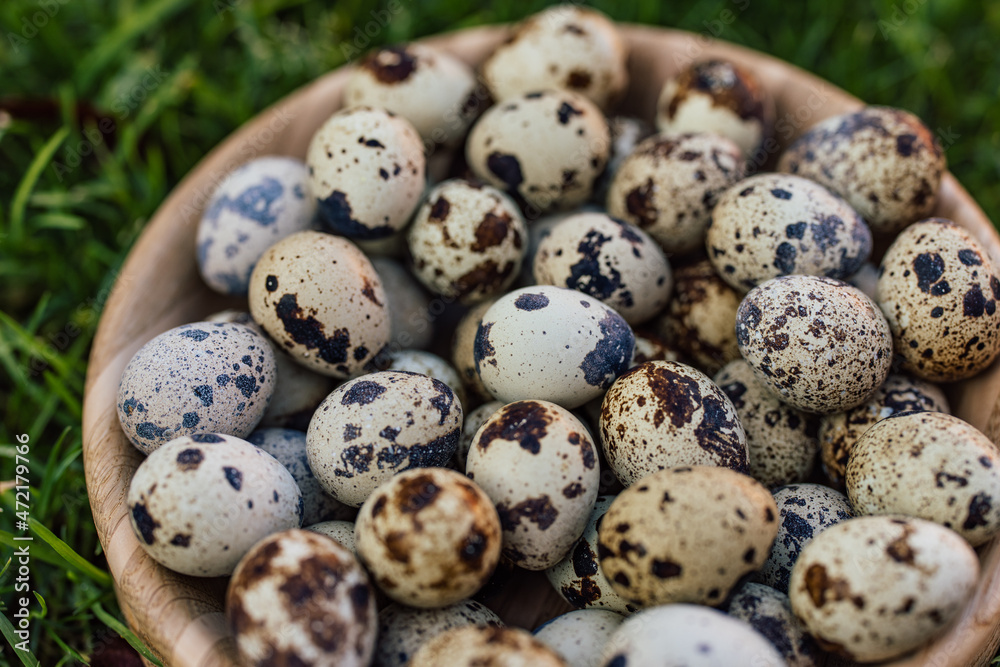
127, 433, 302, 577
467, 399, 600, 570
306, 370, 462, 507
725, 582, 822, 667
533, 609, 624, 667
410, 626, 567, 667
456, 400, 503, 470
736, 275, 893, 414
226, 528, 376, 667
248, 230, 390, 378
876, 217, 1000, 382
596, 466, 778, 608
117, 322, 276, 454
306, 106, 425, 239
451, 299, 498, 404
474, 286, 635, 410
374, 600, 503, 667
355, 467, 501, 607
599, 361, 748, 487
306, 519, 357, 552
386, 349, 467, 409
778, 106, 945, 234
706, 173, 872, 292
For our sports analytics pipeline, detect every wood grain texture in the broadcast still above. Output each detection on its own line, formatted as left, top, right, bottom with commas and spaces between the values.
81, 23, 1000, 667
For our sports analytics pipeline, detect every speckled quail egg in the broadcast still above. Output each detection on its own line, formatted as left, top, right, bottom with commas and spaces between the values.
545, 495, 637, 615
480, 5, 627, 111
593, 117, 654, 203
127, 434, 302, 577
247, 428, 342, 526
788, 515, 979, 662
474, 286, 634, 409
597, 467, 778, 608
847, 411, 1000, 546
606, 132, 745, 255
466, 89, 610, 212
408, 179, 527, 302
778, 106, 945, 234
754, 483, 853, 594
655, 259, 742, 374
409, 625, 567, 667
385, 349, 465, 405
533, 609, 624, 667
355, 468, 501, 607
452, 299, 497, 403
226, 528, 376, 667
344, 43, 480, 148
248, 230, 390, 378
306, 519, 357, 552
306, 106, 425, 239
516, 208, 600, 287
599, 604, 787, 667
467, 399, 599, 570
630, 332, 683, 366
117, 322, 276, 453
374, 600, 503, 667
819, 373, 949, 487
656, 59, 775, 159
533, 212, 672, 325
205, 310, 336, 431
457, 401, 503, 470
599, 361, 748, 486
876, 217, 1000, 382
706, 173, 872, 292
726, 582, 821, 667
714, 360, 818, 489
370, 257, 434, 351
196, 156, 316, 296
306, 370, 462, 507
736, 275, 893, 414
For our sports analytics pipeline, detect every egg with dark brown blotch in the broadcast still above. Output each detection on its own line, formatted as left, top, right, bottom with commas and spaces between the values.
600, 361, 748, 487
725, 582, 822, 667
457, 401, 503, 470
409, 626, 567, 667
876, 217, 1000, 382
714, 360, 818, 490
374, 600, 503, 667
736, 275, 893, 414
451, 299, 498, 404
778, 105, 945, 234
606, 132, 745, 255
819, 372, 949, 487
386, 349, 467, 409
706, 173, 872, 292
467, 399, 600, 570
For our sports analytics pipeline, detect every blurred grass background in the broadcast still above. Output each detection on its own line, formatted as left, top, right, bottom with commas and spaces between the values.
0, 0, 998, 663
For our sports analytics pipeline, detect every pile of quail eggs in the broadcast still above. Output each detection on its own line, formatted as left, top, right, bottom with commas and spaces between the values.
116, 5, 1000, 666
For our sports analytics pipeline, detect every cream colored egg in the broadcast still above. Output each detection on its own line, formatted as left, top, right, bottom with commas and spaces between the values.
451, 299, 498, 404
457, 400, 504, 470
533, 609, 624, 667
725, 582, 821, 667
409, 626, 567, 667
306, 519, 356, 553
386, 349, 466, 408
374, 600, 502, 667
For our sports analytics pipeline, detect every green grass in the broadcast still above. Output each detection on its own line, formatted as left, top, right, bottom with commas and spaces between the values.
1, 0, 998, 663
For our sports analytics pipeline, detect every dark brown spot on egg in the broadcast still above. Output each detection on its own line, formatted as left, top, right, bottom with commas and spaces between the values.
176, 448, 204, 470
651, 559, 682, 578
486, 152, 524, 189
804, 563, 864, 609
566, 69, 592, 89
964, 492, 993, 530
495, 495, 558, 531
429, 196, 451, 222
470, 211, 512, 252
396, 474, 441, 515
275, 293, 352, 366
625, 178, 657, 228
131, 503, 159, 544
170, 533, 191, 547
362, 45, 417, 84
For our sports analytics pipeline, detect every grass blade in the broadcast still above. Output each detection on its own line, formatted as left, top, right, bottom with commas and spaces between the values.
7, 126, 69, 243
0, 612, 41, 667
91, 603, 163, 667
28, 520, 112, 587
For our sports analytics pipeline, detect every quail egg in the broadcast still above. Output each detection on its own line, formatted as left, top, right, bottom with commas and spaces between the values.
370, 256, 434, 351
533, 609, 624, 667
726, 582, 821, 667
451, 298, 498, 403
374, 600, 503, 667
408, 625, 567, 667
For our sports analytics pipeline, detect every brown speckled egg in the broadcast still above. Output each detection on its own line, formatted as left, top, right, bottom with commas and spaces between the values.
306, 519, 357, 552
117, 322, 276, 453
714, 360, 818, 490
533, 212, 672, 325
306, 370, 462, 507
248, 231, 390, 378
726, 582, 822, 667
819, 373, 949, 487
533, 609, 625, 667
778, 106, 945, 234
374, 600, 503, 667
408, 179, 526, 303
457, 400, 503, 470
474, 286, 635, 409
386, 349, 466, 409
847, 411, 1000, 546
370, 257, 434, 351
466, 89, 610, 212
599, 604, 786, 667
467, 399, 599, 570
344, 43, 479, 148
226, 528, 376, 667
788, 515, 978, 662
876, 217, 1000, 382
545, 495, 637, 615
599, 361, 748, 486
355, 467, 501, 607
630, 332, 683, 366
480, 5, 627, 111
706, 173, 872, 292
606, 132, 745, 255
656, 59, 775, 159
654, 259, 742, 375
736, 275, 893, 414
451, 299, 498, 403
306, 106, 424, 239
517, 208, 599, 287
409, 625, 567, 667
127, 434, 302, 577
597, 467, 777, 608
753, 483, 853, 594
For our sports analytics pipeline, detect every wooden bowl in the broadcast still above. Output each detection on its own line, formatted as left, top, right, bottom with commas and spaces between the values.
81, 23, 1000, 667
